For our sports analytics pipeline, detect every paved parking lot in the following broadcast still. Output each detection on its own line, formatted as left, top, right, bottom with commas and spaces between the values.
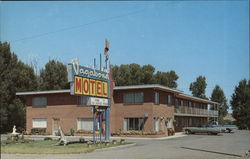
1, 130, 250, 159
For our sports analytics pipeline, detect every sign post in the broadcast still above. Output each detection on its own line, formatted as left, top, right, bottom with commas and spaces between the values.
67, 41, 111, 142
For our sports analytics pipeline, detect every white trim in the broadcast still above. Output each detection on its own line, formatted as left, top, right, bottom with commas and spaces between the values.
114, 84, 183, 93
178, 94, 219, 105
16, 89, 70, 95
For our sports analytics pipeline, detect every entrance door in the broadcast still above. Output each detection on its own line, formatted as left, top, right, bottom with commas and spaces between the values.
154, 118, 160, 132
52, 118, 60, 135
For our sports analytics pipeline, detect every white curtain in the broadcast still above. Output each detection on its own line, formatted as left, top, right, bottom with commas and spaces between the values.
77, 118, 93, 130
32, 118, 47, 128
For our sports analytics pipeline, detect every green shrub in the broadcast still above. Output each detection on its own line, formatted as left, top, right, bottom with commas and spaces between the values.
44, 137, 52, 141
69, 128, 75, 136
31, 128, 46, 135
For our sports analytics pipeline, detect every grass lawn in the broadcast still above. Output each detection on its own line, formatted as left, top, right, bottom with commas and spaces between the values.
1, 140, 131, 154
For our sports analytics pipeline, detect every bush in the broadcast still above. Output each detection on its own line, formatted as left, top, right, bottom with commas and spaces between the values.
111, 130, 164, 136
44, 137, 52, 141
69, 128, 75, 136
76, 129, 93, 134
31, 128, 46, 135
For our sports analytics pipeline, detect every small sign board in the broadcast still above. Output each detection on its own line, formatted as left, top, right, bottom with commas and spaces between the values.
89, 97, 108, 106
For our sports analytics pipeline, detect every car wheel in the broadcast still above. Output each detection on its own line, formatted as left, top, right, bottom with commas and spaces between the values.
185, 130, 191, 134
226, 128, 232, 133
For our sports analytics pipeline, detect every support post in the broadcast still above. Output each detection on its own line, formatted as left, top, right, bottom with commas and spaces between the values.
93, 107, 96, 144
105, 107, 110, 141
100, 112, 102, 142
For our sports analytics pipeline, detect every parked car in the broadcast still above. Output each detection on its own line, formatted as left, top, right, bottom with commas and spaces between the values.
183, 125, 221, 135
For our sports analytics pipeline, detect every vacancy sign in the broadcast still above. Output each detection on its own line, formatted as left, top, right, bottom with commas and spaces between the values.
89, 97, 108, 106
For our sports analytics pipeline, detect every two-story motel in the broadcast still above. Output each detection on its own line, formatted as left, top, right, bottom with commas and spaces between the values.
16, 84, 218, 136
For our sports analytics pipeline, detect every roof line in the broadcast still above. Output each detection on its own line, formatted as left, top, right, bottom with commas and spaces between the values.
178, 93, 219, 104
16, 89, 70, 95
114, 84, 183, 93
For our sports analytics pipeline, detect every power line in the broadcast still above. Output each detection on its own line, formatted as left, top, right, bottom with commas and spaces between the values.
10, 8, 145, 43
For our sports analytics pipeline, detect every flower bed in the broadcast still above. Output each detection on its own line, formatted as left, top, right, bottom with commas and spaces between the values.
111, 130, 167, 138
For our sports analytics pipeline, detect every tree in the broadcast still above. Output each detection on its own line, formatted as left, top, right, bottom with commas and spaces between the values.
230, 79, 250, 129
211, 85, 228, 123
0, 42, 38, 133
155, 70, 178, 88
39, 60, 69, 90
141, 64, 155, 84
189, 76, 207, 99
111, 63, 179, 88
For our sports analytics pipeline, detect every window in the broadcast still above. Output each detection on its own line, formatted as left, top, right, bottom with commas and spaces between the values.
154, 92, 160, 104
167, 95, 173, 105
32, 118, 47, 128
181, 100, 184, 106
124, 92, 144, 104
32, 97, 47, 106
189, 101, 192, 107
124, 118, 144, 130
178, 99, 182, 106
167, 118, 173, 128
77, 96, 88, 105
188, 118, 192, 126
77, 118, 93, 130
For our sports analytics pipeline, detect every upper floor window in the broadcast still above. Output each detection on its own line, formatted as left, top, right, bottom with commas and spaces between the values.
32, 97, 47, 106
154, 92, 160, 104
189, 101, 192, 107
181, 100, 184, 106
124, 92, 144, 104
167, 94, 173, 105
178, 99, 182, 106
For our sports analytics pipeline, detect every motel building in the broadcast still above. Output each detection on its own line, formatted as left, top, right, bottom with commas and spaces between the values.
16, 84, 219, 136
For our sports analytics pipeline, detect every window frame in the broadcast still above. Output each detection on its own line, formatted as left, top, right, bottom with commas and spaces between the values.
124, 118, 144, 131
154, 92, 160, 104
77, 118, 94, 131
32, 118, 47, 128
167, 94, 173, 105
124, 92, 144, 104
32, 97, 47, 106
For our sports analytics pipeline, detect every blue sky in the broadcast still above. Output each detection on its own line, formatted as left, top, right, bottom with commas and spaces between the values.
1, 1, 249, 110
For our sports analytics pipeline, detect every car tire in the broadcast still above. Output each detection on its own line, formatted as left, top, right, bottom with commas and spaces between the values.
185, 130, 191, 134
226, 128, 232, 133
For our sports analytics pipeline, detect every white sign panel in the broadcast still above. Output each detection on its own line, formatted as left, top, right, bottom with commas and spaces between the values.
89, 97, 108, 106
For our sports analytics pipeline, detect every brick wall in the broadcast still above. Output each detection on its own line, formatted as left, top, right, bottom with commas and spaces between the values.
112, 88, 175, 134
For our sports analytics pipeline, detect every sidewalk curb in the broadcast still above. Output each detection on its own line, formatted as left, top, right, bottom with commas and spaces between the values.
95, 143, 136, 152
22, 133, 187, 141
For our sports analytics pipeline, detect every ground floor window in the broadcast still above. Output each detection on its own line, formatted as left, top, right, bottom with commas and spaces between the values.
77, 118, 93, 130
124, 118, 144, 131
32, 118, 47, 128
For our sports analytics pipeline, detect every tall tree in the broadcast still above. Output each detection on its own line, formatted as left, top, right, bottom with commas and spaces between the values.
0, 42, 37, 133
111, 64, 179, 88
189, 76, 207, 99
230, 79, 250, 130
211, 85, 228, 123
141, 64, 155, 84
155, 71, 178, 88
39, 60, 69, 90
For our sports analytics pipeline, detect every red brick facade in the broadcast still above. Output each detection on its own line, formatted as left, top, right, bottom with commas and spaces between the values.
20, 85, 218, 135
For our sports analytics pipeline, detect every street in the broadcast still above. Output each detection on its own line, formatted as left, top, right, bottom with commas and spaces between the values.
1, 130, 250, 159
